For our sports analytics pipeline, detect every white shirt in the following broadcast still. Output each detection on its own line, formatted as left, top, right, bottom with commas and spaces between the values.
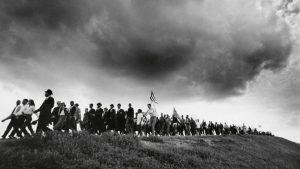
24, 105, 35, 115
12, 105, 22, 116
145, 107, 158, 117
136, 113, 144, 125
196, 121, 201, 128
15, 104, 27, 116
60, 107, 65, 115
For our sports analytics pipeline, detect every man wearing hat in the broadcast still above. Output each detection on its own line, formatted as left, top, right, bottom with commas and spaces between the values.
34, 89, 55, 134
107, 104, 116, 132
88, 103, 96, 133
95, 103, 104, 134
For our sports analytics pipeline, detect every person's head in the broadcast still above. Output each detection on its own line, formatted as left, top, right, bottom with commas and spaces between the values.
22, 99, 29, 105
147, 104, 151, 109
186, 115, 189, 118
75, 103, 79, 107
161, 113, 163, 117
28, 99, 35, 106
138, 109, 142, 113
117, 103, 121, 109
85, 108, 88, 113
104, 107, 108, 112
16, 100, 21, 105
97, 103, 102, 108
129, 103, 132, 108
61, 102, 66, 107
110, 104, 114, 109
70, 101, 74, 106
44, 89, 53, 97
56, 101, 61, 107
89, 104, 93, 109
167, 114, 169, 118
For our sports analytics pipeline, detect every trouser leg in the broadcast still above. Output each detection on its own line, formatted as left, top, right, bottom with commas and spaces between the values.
2, 120, 14, 138
150, 116, 157, 135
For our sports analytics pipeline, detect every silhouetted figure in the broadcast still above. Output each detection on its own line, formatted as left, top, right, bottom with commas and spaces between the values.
126, 103, 134, 134
107, 104, 116, 131
190, 118, 197, 136
116, 104, 126, 134
34, 89, 54, 134
95, 103, 104, 134
88, 104, 96, 134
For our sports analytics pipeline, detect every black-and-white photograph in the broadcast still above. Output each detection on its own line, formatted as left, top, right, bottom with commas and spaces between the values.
0, 0, 299, 168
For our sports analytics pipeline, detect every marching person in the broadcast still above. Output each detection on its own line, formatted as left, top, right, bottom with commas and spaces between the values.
95, 103, 104, 134
34, 89, 54, 134
19, 99, 36, 136
51, 101, 61, 127
68, 101, 77, 133
53, 102, 67, 131
107, 104, 116, 132
88, 104, 96, 134
102, 107, 109, 132
1, 100, 21, 139
74, 103, 81, 131
165, 114, 171, 136
144, 103, 158, 135
126, 103, 134, 134
135, 109, 144, 136
80, 108, 90, 131
13, 99, 30, 138
185, 115, 191, 136
116, 104, 126, 134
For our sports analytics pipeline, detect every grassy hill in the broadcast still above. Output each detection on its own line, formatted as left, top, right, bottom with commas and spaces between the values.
0, 132, 299, 169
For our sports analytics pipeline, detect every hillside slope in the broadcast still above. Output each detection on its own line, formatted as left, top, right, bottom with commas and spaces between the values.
0, 132, 299, 169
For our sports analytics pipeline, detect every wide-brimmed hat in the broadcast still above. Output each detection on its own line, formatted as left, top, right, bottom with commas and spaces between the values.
45, 89, 53, 95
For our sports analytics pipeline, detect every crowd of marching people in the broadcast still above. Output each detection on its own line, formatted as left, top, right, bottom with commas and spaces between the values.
1, 89, 273, 139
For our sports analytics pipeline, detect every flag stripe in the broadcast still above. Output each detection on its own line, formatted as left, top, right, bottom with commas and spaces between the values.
150, 91, 158, 103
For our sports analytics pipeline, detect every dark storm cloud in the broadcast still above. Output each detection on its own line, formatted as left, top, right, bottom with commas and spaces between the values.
0, 0, 296, 99
1, 0, 92, 29
88, 0, 293, 97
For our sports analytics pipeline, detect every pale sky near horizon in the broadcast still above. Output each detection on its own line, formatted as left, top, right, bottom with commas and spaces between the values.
0, 0, 299, 143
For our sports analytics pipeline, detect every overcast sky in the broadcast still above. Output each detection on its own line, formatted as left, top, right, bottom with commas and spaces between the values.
0, 0, 299, 142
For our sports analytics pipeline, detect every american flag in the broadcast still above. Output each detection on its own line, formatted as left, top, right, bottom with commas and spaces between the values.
150, 91, 158, 104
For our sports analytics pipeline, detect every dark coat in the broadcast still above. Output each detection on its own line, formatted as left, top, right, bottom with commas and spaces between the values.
116, 109, 126, 131
95, 108, 104, 131
36, 96, 54, 124
69, 106, 77, 116
51, 106, 60, 125
127, 107, 134, 119
107, 108, 116, 130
